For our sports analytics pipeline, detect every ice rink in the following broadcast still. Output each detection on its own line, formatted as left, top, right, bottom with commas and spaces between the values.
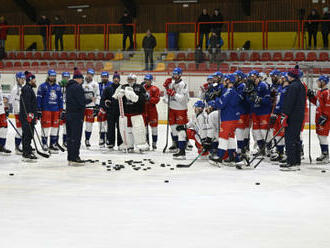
1, 122, 330, 248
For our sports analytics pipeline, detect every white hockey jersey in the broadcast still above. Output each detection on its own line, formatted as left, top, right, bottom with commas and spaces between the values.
82, 80, 100, 108
10, 84, 23, 114
187, 111, 208, 141
165, 79, 189, 110
0, 87, 5, 115
206, 110, 220, 141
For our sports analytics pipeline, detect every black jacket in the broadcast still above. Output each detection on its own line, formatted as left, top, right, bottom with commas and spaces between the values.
66, 79, 89, 115
197, 13, 211, 33
307, 13, 320, 32
121, 83, 147, 115
142, 35, 157, 50
19, 83, 37, 122
321, 12, 330, 33
119, 15, 133, 34
282, 79, 306, 124
100, 83, 120, 114
37, 18, 50, 36
53, 18, 65, 36
211, 13, 224, 30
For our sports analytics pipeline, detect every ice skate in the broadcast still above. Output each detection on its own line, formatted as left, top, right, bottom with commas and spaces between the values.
208, 154, 222, 167
107, 144, 114, 151
85, 139, 91, 148
152, 142, 157, 151
69, 157, 85, 166
280, 163, 300, 171
169, 142, 178, 153
0, 146, 11, 155
186, 140, 193, 151
316, 152, 329, 164
270, 152, 284, 164
173, 149, 186, 160
15, 146, 23, 155
223, 157, 235, 167
49, 144, 59, 154
22, 153, 38, 163
99, 139, 105, 148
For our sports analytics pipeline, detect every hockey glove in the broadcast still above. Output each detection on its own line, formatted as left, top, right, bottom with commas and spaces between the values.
202, 137, 212, 151
93, 105, 100, 117
113, 87, 125, 99
36, 111, 42, 120
5, 107, 9, 118
269, 114, 277, 126
280, 114, 288, 127
307, 89, 315, 99
163, 78, 172, 89
60, 110, 66, 121
318, 114, 328, 126
27, 113, 34, 123
98, 108, 106, 118
125, 87, 139, 103
105, 99, 111, 108
166, 88, 176, 97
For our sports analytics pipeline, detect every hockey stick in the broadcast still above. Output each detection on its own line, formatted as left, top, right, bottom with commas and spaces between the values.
118, 96, 128, 153
308, 67, 312, 164
55, 120, 65, 152
7, 117, 22, 138
163, 94, 170, 153
176, 149, 207, 168
20, 97, 50, 158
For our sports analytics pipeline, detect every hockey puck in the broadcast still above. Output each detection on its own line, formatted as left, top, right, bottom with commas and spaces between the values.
102, 162, 106, 166
170, 168, 174, 170
167, 164, 171, 167
120, 165, 125, 169
143, 168, 148, 171
150, 161, 155, 164
107, 168, 111, 171
9, 173, 14, 176
321, 170, 326, 173
160, 164, 165, 167
147, 167, 151, 169
164, 180, 169, 183
255, 182, 260, 185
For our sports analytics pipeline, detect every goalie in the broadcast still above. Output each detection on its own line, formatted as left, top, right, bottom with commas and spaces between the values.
113, 74, 149, 152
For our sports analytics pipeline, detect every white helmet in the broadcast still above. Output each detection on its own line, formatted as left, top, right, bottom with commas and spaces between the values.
259, 72, 267, 81
127, 73, 137, 81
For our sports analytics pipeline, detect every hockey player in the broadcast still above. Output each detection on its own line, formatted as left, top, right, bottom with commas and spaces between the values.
0, 73, 11, 155
205, 100, 220, 157
20, 71, 38, 161
10, 72, 26, 154
59, 71, 70, 147
209, 74, 241, 166
113, 73, 148, 152
97, 71, 112, 148
82, 68, 100, 148
199, 75, 214, 101
99, 72, 122, 150
163, 68, 189, 159
37, 69, 63, 153
307, 75, 330, 163
248, 70, 272, 156
186, 100, 209, 158
142, 74, 160, 150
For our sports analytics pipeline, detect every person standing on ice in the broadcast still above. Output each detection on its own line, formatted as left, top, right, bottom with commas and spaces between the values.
0, 73, 11, 155
97, 71, 112, 148
307, 75, 330, 164
9, 72, 25, 154
142, 74, 160, 150
113, 73, 148, 152
37, 69, 63, 153
58, 71, 70, 148
82, 68, 100, 148
19, 72, 38, 161
280, 66, 307, 171
66, 68, 91, 166
163, 67, 189, 159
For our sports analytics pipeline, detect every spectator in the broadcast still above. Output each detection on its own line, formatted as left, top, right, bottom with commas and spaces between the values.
306, 9, 320, 49
208, 30, 221, 64
37, 15, 50, 51
197, 9, 211, 50
195, 45, 204, 69
142, 29, 157, 71
119, 10, 134, 51
0, 16, 8, 50
211, 9, 224, 41
53, 15, 65, 51
321, 7, 329, 49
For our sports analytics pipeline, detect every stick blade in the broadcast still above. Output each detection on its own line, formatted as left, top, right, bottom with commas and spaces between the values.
176, 164, 191, 168
37, 150, 50, 158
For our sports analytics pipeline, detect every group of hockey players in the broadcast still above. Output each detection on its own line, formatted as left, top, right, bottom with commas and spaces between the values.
0, 65, 329, 170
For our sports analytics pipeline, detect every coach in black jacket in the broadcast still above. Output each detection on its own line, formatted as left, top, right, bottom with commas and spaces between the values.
281, 66, 307, 170
66, 68, 91, 165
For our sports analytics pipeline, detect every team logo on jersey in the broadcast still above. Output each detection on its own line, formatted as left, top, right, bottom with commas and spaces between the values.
49, 90, 57, 101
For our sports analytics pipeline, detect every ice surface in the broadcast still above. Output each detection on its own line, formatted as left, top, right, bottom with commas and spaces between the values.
0, 123, 330, 248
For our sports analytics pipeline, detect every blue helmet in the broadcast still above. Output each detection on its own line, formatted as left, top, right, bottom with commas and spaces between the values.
248, 70, 259, 77
207, 100, 216, 109
62, 72, 70, 78
213, 71, 223, 78
194, 100, 205, 109
48, 69, 56, 77
224, 74, 236, 83
234, 70, 246, 79
207, 75, 214, 81
87, 68, 95, 75
16, 72, 25, 79
269, 69, 281, 77
101, 71, 109, 77
144, 74, 153, 81
280, 72, 289, 81
318, 75, 329, 84
172, 67, 182, 75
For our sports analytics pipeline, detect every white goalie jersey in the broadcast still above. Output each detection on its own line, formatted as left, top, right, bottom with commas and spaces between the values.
82, 80, 100, 108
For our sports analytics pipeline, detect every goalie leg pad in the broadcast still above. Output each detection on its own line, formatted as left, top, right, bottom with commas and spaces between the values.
119, 115, 129, 148
131, 114, 147, 146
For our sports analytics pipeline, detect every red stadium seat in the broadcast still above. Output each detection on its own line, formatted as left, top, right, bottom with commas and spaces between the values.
25, 52, 33, 60
49, 62, 56, 69
22, 62, 30, 70
209, 63, 218, 72
186, 53, 194, 61
7, 52, 16, 59
77, 61, 85, 70
42, 51, 52, 60
313, 68, 321, 74
219, 63, 230, 73
178, 62, 186, 71
31, 62, 39, 70
175, 52, 186, 61
96, 62, 104, 71
198, 63, 207, 71
57, 62, 66, 71
40, 62, 48, 71
260, 52, 271, 61
87, 52, 96, 60
321, 68, 330, 74
283, 52, 294, 61
86, 62, 95, 69
0, 61, 3, 69
67, 62, 75, 70
294, 52, 305, 61
250, 52, 260, 61
33, 52, 42, 60
230, 52, 239, 61
187, 63, 197, 71
14, 62, 22, 69
97, 52, 105, 60
306, 52, 317, 61
239, 52, 249, 61
167, 63, 176, 72
5, 61, 13, 68
60, 52, 68, 60
15, 52, 24, 60
53, 52, 60, 60
68, 52, 76, 60
319, 52, 329, 61
272, 52, 282, 61
105, 52, 114, 60
78, 52, 87, 60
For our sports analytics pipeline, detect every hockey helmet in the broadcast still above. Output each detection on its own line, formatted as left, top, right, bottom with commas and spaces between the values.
207, 75, 214, 81
144, 74, 153, 81
318, 75, 329, 84
48, 69, 56, 77
213, 71, 223, 78
248, 70, 259, 77
87, 68, 95, 75
207, 100, 217, 109
172, 67, 182, 75
62, 72, 70, 78
16, 72, 25, 79
269, 69, 281, 77
194, 100, 205, 109
224, 74, 236, 83
127, 73, 137, 81
101, 71, 109, 77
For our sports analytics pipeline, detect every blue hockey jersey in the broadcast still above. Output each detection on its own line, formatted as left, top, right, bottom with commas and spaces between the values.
99, 81, 113, 97
251, 81, 272, 116
215, 87, 240, 122
235, 82, 250, 115
274, 85, 289, 114
37, 81, 63, 111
